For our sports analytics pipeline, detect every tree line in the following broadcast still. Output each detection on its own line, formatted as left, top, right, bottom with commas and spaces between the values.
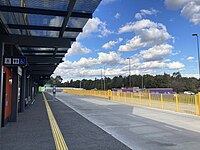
46, 72, 199, 93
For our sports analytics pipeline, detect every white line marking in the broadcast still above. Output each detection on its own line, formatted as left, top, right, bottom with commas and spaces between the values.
106, 107, 112, 110
165, 125, 182, 132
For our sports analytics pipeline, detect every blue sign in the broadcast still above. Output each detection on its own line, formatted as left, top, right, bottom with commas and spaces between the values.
19, 58, 26, 65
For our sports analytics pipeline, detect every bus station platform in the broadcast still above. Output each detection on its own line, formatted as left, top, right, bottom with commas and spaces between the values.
0, 93, 130, 150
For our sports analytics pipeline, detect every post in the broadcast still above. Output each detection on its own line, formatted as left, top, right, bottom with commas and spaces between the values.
142, 75, 144, 89
192, 34, 200, 87
10, 68, 18, 122
19, 68, 26, 112
124, 92, 127, 103
127, 58, 131, 87
161, 94, 164, 109
195, 94, 199, 115
101, 69, 103, 90
108, 90, 111, 100
131, 92, 134, 104
104, 67, 106, 91
26, 74, 30, 104
139, 92, 142, 105
175, 94, 179, 112
198, 92, 200, 115
118, 91, 120, 101
149, 92, 151, 106
0, 42, 4, 128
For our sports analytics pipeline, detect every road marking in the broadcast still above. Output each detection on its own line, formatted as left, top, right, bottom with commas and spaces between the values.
47, 100, 58, 102
42, 92, 68, 150
165, 125, 182, 132
106, 107, 112, 110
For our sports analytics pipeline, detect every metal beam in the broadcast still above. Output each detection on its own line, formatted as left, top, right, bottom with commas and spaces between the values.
7, 24, 82, 32
0, 5, 92, 18
29, 64, 56, 67
28, 63, 59, 66
29, 66, 57, 70
31, 70, 53, 75
25, 54, 64, 57
22, 50, 68, 53
60, 0, 77, 37
0, 34, 71, 48
27, 56, 61, 64
54, 0, 76, 56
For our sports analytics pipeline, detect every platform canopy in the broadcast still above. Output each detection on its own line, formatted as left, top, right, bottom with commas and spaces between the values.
0, 0, 101, 85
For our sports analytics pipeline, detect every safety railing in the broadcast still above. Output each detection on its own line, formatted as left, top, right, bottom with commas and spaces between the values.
63, 89, 200, 116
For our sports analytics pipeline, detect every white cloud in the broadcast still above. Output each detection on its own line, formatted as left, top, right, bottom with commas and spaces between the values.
78, 17, 113, 39
165, 0, 200, 25
135, 9, 158, 20
101, 0, 116, 4
118, 19, 158, 34
139, 61, 165, 69
181, 1, 200, 25
140, 44, 173, 61
165, 0, 191, 9
182, 73, 198, 78
54, 51, 130, 79
118, 19, 172, 51
66, 42, 91, 56
187, 56, 195, 61
114, 13, 120, 19
54, 51, 186, 80
102, 38, 123, 49
64, 51, 124, 69
172, 50, 181, 56
167, 61, 185, 70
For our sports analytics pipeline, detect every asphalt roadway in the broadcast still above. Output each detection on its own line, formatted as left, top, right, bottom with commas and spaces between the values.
54, 92, 200, 150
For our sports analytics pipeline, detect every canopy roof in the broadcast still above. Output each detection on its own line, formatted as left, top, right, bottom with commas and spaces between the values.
0, 0, 101, 84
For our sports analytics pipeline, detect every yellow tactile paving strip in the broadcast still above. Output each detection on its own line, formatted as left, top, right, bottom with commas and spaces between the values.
42, 92, 68, 150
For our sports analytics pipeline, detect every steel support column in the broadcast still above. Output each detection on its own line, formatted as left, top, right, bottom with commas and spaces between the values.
19, 68, 26, 112
25, 75, 30, 105
0, 42, 4, 128
30, 76, 33, 102
10, 68, 18, 122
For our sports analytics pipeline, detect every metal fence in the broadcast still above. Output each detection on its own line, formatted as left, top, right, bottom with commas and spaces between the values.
63, 89, 200, 116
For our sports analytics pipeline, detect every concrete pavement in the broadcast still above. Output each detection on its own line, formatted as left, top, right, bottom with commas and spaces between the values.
55, 92, 200, 150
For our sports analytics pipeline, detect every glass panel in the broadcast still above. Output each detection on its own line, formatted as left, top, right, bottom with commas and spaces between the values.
67, 17, 88, 28
28, 15, 64, 27
73, 0, 101, 13
63, 31, 79, 38
9, 0, 70, 11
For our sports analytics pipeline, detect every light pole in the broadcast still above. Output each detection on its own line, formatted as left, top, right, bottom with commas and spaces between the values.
192, 33, 200, 87
80, 80, 82, 88
127, 58, 131, 87
142, 75, 144, 89
101, 68, 103, 90
104, 66, 106, 90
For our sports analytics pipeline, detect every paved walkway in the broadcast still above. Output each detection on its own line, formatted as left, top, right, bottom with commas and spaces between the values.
0, 94, 55, 150
0, 93, 130, 150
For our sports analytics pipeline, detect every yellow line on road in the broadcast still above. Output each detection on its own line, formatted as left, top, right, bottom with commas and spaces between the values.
42, 92, 68, 150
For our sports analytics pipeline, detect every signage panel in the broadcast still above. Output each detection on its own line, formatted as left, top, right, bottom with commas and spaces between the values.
3, 57, 27, 66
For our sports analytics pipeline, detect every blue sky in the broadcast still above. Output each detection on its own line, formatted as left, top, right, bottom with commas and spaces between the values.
54, 0, 200, 81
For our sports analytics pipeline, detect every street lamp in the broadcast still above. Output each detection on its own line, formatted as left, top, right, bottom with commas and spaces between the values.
192, 34, 200, 87
104, 66, 106, 90
142, 75, 144, 89
127, 58, 131, 87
